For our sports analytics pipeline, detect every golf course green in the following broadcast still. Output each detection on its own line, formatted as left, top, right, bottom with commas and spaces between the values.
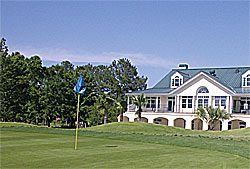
1, 122, 249, 168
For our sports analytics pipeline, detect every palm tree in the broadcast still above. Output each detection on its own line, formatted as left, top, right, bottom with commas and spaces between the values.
106, 97, 126, 122
96, 95, 114, 124
132, 93, 147, 122
117, 100, 127, 122
197, 106, 231, 130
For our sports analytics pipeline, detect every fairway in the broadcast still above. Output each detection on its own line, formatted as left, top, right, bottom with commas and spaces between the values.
1, 125, 249, 168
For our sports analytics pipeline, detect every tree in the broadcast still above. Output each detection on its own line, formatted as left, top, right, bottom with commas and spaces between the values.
107, 96, 127, 122
132, 93, 147, 122
95, 95, 114, 124
110, 58, 147, 99
25, 56, 44, 124
197, 106, 231, 130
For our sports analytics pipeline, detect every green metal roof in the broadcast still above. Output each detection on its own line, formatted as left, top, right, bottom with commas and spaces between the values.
130, 67, 250, 94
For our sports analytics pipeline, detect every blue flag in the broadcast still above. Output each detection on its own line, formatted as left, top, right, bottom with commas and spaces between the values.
73, 74, 86, 95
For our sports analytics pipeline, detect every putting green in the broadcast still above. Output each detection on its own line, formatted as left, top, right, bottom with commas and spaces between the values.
1, 129, 249, 168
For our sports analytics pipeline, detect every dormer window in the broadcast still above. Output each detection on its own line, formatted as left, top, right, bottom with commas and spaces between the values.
175, 76, 180, 87
247, 75, 250, 86
171, 72, 183, 88
242, 70, 250, 87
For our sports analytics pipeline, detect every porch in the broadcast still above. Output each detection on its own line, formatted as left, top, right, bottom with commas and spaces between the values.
127, 95, 250, 114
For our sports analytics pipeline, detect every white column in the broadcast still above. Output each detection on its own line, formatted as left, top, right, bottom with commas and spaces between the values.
230, 96, 233, 113
185, 119, 192, 129
193, 96, 197, 113
156, 96, 159, 112
246, 121, 250, 128
168, 119, 174, 127
148, 117, 154, 124
211, 96, 214, 107
202, 121, 208, 130
222, 120, 229, 131
129, 117, 134, 122
127, 96, 130, 112
178, 96, 181, 112
227, 96, 230, 113
175, 96, 179, 113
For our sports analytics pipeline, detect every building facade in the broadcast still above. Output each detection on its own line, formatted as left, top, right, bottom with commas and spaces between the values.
122, 65, 250, 130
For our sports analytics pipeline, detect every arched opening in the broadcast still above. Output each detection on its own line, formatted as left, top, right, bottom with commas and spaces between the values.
212, 120, 222, 131
191, 118, 203, 130
123, 116, 129, 122
134, 117, 148, 123
174, 118, 186, 128
228, 120, 246, 130
153, 117, 168, 125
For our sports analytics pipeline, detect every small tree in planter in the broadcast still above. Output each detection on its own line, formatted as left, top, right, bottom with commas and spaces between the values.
197, 106, 231, 130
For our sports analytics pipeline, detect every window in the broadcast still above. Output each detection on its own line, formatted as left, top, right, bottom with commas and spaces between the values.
243, 77, 246, 86
215, 96, 220, 106
247, 75, 250, 86
198, 87, 209, 93
215, 96, 227, 108
174, 76, 180, 87
242, 71, 250, 87
240, 97, 250, 111
182, 96, 193, 108
198, 96, 209, 107
239, 121, 246, 128
171, 73, 184, 88
146, 97, 160, 109
158, 97, 161, 109
221, 96, 227, 107
228, 121, 232, 130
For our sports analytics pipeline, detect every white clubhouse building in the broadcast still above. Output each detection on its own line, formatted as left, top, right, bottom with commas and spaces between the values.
122, 65, 250, 130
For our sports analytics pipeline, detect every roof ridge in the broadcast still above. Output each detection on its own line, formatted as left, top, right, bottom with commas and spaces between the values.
172, 66, 250, 71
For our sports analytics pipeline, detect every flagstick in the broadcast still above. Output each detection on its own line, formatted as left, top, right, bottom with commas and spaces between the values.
75, 93, 80, 151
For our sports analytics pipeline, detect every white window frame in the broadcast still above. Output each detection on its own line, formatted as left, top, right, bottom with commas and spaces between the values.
146, 97, 160, 109
214, 96, 227, 109
196, 87, 210, 108
242, 70, 250, 87
171, 72, 183, 88
182, 96, 193, 109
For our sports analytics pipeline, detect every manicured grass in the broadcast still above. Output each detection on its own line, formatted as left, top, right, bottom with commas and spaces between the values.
0, 122, 38, 127
1, 127, 249, 168
84, 122, 250, 139
1, 122, 250, 168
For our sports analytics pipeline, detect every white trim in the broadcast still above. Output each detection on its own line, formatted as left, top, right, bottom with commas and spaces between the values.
169, 72, 235, 95
126, 93, 170, 96
242, 70, 250, 87
171, 72, 184, 88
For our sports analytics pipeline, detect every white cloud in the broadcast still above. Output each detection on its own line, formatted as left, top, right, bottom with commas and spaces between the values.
9, 46, 178, 69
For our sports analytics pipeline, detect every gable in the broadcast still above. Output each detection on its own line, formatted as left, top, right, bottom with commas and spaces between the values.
242, 70, 250, 87
170, 72, 184, 88
170, 73, 234, 95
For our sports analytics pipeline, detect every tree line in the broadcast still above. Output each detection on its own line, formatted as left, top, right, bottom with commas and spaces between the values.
0, 38, 147, 127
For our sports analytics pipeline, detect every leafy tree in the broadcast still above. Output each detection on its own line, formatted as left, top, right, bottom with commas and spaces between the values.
0, 38, 9, 121
197, 106, 231, 130
25, 56, 44, 124
40, 65, 63, 127
132, 93, 147, 122
0, 39, 148, 126
0, 52, 30, 122
110, 58, 147, 99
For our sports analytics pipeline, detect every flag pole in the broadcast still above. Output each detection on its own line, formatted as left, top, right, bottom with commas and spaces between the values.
75, 93, 80, 151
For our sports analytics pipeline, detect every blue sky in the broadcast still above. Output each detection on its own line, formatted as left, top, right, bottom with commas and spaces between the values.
1, 1, 249, 87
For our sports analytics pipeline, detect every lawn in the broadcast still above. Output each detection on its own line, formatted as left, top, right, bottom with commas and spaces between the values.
1, 122, 250, 168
